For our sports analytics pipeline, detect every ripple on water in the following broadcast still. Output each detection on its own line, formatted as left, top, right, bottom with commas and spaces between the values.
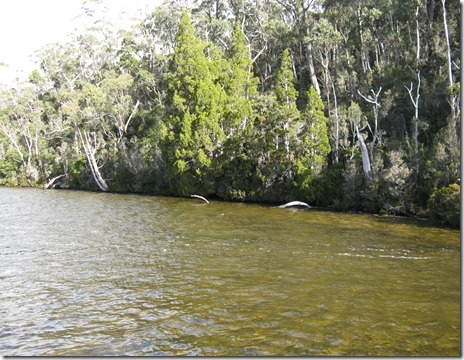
0, 188, 460, 356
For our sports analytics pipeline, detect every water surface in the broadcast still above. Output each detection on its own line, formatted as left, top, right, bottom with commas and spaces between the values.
0, 187, 460, 356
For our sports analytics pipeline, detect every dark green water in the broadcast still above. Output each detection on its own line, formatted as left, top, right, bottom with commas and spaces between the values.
0, 187, 460, 356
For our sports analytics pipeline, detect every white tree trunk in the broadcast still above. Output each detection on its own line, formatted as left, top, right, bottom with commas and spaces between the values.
78, 129, 108, 191
278, 201, 311, 209
306, 42, 321, 96
332, 82, 340, 163
441, 0, 457, 119
405, 71, 421, 174
357, 87, 382, 165
356, 125, 372, 182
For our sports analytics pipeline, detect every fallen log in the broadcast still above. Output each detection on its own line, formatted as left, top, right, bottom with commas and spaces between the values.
43, 174, 66, 189
191, 194, 209, 203
278, 201, 311, 209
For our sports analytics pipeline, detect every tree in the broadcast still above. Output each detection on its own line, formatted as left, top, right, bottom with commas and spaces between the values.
0, 88, 46, 186
273, 48, 300, 156
441, 0, 459, 120
215, 20, 261, 200
357, 86, 382, 169
308, 17, 342, 114
275, 0, 322, 95
191, 0, 232, 47
344, 101, 371, 182
294, 86, 331, 194
162, 11, 226, 196
404, 71, 421, 175
223, 20, 259, 135
0, 0, 460, 225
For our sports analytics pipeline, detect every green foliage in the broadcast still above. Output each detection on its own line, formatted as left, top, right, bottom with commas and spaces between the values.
0, 148, 22, 186
162, 11, 227, 196
0, 0, 459, 223
223, 21, 259, 134
428, 184, 460, 227
449, 82, 460, 96
215, 126, 263, 201
270, 49, 300, 175
68, 157, 90, 189
110, 166, 136, 193
292, 86, 331, 200
422, 119, 460, 198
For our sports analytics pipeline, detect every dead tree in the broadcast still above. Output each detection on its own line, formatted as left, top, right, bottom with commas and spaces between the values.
278, 201, 311, 209
357, 87, 382, 165
405, 71, 421, 174
78, 128, 108, 191
191, 194, 209, 203
355, 124, 372, 182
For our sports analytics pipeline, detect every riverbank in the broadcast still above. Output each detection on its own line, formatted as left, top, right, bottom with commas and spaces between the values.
7, 183, 459, 229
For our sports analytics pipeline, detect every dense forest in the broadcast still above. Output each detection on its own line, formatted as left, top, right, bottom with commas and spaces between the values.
0, 0, 460, 226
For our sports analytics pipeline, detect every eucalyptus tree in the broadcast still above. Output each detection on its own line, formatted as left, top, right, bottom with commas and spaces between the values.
273, 48, 300, 158
308, 16, 342, 114
228, 0, 290, 91
276, 0, 322, 95
191, 0, 232, 47
339, 101, 371, 182
118, 5, 180, 107
357, 86, 382, 166
440, 0, 459, 121
0, 87, 48, 186
33, 19, 139, 191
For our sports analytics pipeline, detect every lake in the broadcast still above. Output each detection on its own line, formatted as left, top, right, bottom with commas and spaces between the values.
0, 187, 460, 356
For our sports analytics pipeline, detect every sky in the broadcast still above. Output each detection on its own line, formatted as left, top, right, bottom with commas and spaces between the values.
0, 0, 164, 88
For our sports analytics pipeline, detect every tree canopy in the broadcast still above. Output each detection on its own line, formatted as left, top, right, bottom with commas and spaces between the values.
0, 0, 460, 226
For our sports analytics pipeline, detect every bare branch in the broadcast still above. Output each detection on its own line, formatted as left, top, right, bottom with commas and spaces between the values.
357, 87, 382, 107
43, 174, 67, 189
124, 99, 140, 134
252, 45, 266, 64
191, 194, 209, 203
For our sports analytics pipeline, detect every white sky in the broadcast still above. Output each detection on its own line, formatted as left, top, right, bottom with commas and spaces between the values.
0, 0, 164, 87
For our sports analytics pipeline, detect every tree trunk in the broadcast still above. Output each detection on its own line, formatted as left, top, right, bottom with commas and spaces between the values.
43, 174, 66, 189
78, 129, 108, 191
305, 42, 321, 96
332, 82, 339, 163
405, 74, 421, 175
191, 194, 209, 203
356, 125, 372, 182
357, 87, 382, 167
278, 201, 311, 209
441, 0, 458, 120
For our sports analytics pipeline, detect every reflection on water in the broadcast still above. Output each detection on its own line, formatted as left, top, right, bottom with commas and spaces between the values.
0, 187, 460, 356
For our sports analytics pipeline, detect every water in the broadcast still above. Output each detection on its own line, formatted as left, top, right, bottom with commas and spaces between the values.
0, 187, 460, 356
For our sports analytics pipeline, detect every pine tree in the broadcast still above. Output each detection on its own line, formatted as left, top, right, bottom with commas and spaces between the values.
223, 21, 259, 135
252, 48, 301, 197
294, 86, 331, 195
215, 20, 260, 200
161, 11, 226, 196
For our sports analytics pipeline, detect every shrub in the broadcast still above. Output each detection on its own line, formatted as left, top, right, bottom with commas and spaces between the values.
427, 183, 460, 227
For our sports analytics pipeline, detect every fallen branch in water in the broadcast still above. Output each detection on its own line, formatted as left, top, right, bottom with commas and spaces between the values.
43, 174, 67, 189
191, 194, 209, 203
278, 201, 311, 209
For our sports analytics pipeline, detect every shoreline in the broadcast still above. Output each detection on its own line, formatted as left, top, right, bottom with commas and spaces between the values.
4, 184, 457, 229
